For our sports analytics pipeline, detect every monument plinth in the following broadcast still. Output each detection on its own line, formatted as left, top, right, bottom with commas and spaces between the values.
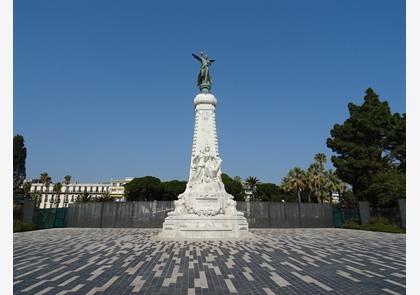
159, 53, 249, 239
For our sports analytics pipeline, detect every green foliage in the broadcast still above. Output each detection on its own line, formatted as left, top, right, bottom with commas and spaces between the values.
75, 192, 92, 203
63, 175, 72, 185
30, 192, 42, 207
343, 217, 404, 233
162, 180, 187, 201
13, 134, 27, 195
96, 192, 114, 202
222, 174, 245, 201
244, 176, 260, 200
255, 183, 281, 202
386, 113, 406, 171
281, 154, 347, 203
340, 190, 358, 206
22, 181, 32, 197
13, 203, 22, 220
124, 176, 164, 201
327, 88, 406, 205
367, 169, 405, 206
281, 167, 305, 202
39, 172, 52, 187
13, 219, 37, 232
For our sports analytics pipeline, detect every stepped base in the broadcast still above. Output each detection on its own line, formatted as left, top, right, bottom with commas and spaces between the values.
157, 214, 250, 240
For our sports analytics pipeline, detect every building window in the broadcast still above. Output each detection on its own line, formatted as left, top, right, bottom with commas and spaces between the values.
43, 204, 46, 209
44, 195, 48, 202
71, 195, 74, 202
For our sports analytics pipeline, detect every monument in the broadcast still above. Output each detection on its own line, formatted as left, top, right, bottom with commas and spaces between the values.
159, 52, 249, 239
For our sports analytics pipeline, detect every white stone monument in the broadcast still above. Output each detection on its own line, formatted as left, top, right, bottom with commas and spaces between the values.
159, 52, 249, 239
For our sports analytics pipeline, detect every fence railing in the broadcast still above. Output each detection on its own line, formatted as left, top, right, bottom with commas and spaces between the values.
67, 201, 335, 228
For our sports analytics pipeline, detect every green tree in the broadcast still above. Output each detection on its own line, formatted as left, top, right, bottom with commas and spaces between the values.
63, 175, 71, 185
30, 192, 42, 207
22, 181, 32, 198
244, 176, 260, 201
75, 192, 92, 203
255, 183, 282, 202
39, 172, 52, 198
386, 113, 406, 171
162, 180, 187, 201
96, 192, 114, 202
53, 182, 62, 208
324, 169, 347, 203
327, 88, 405, 204
367, 169, 405, 205
13, 135, 27, 196
307, 153, 327, 203
281, 167, 305, 203
124, 176, 163, 201
221, 173, 245, 201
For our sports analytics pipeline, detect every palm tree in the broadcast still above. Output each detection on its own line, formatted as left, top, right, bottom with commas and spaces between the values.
39, 172, 52, 206
39, 172, 52, 188
53, 182, 62, 208
63, 175, 71, 185
314, 153, 327, 166
308, 153, 328, 203
31, 192, 42, 207
76, 192, 92, 203
63, 175, 71, 205
96, 192, 113, 202
22, 181, 32, 198
281, 167, 305, 203
303, 170, 314, 203
244, 176, 260, 201
324, 169, 346, 203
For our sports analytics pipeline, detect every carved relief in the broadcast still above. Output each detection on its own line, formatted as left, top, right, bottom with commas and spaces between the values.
188, 146, 222, 187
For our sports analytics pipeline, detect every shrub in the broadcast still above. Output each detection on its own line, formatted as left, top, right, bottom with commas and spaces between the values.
343, 217, 404, 233
342, 219, 361, 230
13, 219, 37, 232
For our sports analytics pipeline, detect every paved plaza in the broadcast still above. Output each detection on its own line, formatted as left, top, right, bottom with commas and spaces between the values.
14, 228, 405, 294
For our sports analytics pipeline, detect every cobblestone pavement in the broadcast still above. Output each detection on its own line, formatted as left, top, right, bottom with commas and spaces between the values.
14, 228, 405, 295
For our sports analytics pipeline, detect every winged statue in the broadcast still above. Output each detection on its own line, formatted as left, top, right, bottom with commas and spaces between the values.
192, 52, 215, 92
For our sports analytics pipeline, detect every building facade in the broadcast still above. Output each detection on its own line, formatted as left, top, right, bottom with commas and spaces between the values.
29, 177, 133, 208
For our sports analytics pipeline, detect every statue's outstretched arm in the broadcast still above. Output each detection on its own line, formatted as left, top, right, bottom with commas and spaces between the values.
192, 53, 202, 62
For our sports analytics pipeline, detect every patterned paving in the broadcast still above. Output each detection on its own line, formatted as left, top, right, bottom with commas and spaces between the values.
14, 228, 405, 294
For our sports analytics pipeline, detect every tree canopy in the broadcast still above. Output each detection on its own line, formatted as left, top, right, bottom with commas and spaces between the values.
326, 88, 405, 205
124, 176, 163, 201
13, 135, 27, 195
281, 153, 346, 203
162, 180, 187, 201
221, 173, 245, 201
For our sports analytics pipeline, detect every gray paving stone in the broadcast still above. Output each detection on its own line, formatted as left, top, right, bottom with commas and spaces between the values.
14, 228, 405, 294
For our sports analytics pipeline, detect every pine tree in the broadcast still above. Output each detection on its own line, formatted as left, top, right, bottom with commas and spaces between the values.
13, 135, 27, 196
327, 88, 405, 204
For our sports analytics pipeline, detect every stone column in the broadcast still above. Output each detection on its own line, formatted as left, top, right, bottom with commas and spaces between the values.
22, 199, 35, 224
398, 199, 406, 228
358, 201, 370, 225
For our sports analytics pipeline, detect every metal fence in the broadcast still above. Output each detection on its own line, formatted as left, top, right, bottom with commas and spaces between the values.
67, 201, 334, 228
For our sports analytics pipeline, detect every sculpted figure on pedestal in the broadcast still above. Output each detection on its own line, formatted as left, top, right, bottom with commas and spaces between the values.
189, 146, 222, 187
171, 195, 187, 215
192, 52, 215, 92
224, 197, 238, 216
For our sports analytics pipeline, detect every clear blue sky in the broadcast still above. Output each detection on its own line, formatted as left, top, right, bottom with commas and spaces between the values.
14, 0, 405, 184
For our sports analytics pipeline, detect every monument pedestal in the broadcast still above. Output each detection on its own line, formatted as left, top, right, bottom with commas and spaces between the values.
160, 214, 249, 239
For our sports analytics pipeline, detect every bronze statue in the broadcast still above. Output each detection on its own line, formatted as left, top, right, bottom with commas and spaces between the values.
192, 52, 215, 92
